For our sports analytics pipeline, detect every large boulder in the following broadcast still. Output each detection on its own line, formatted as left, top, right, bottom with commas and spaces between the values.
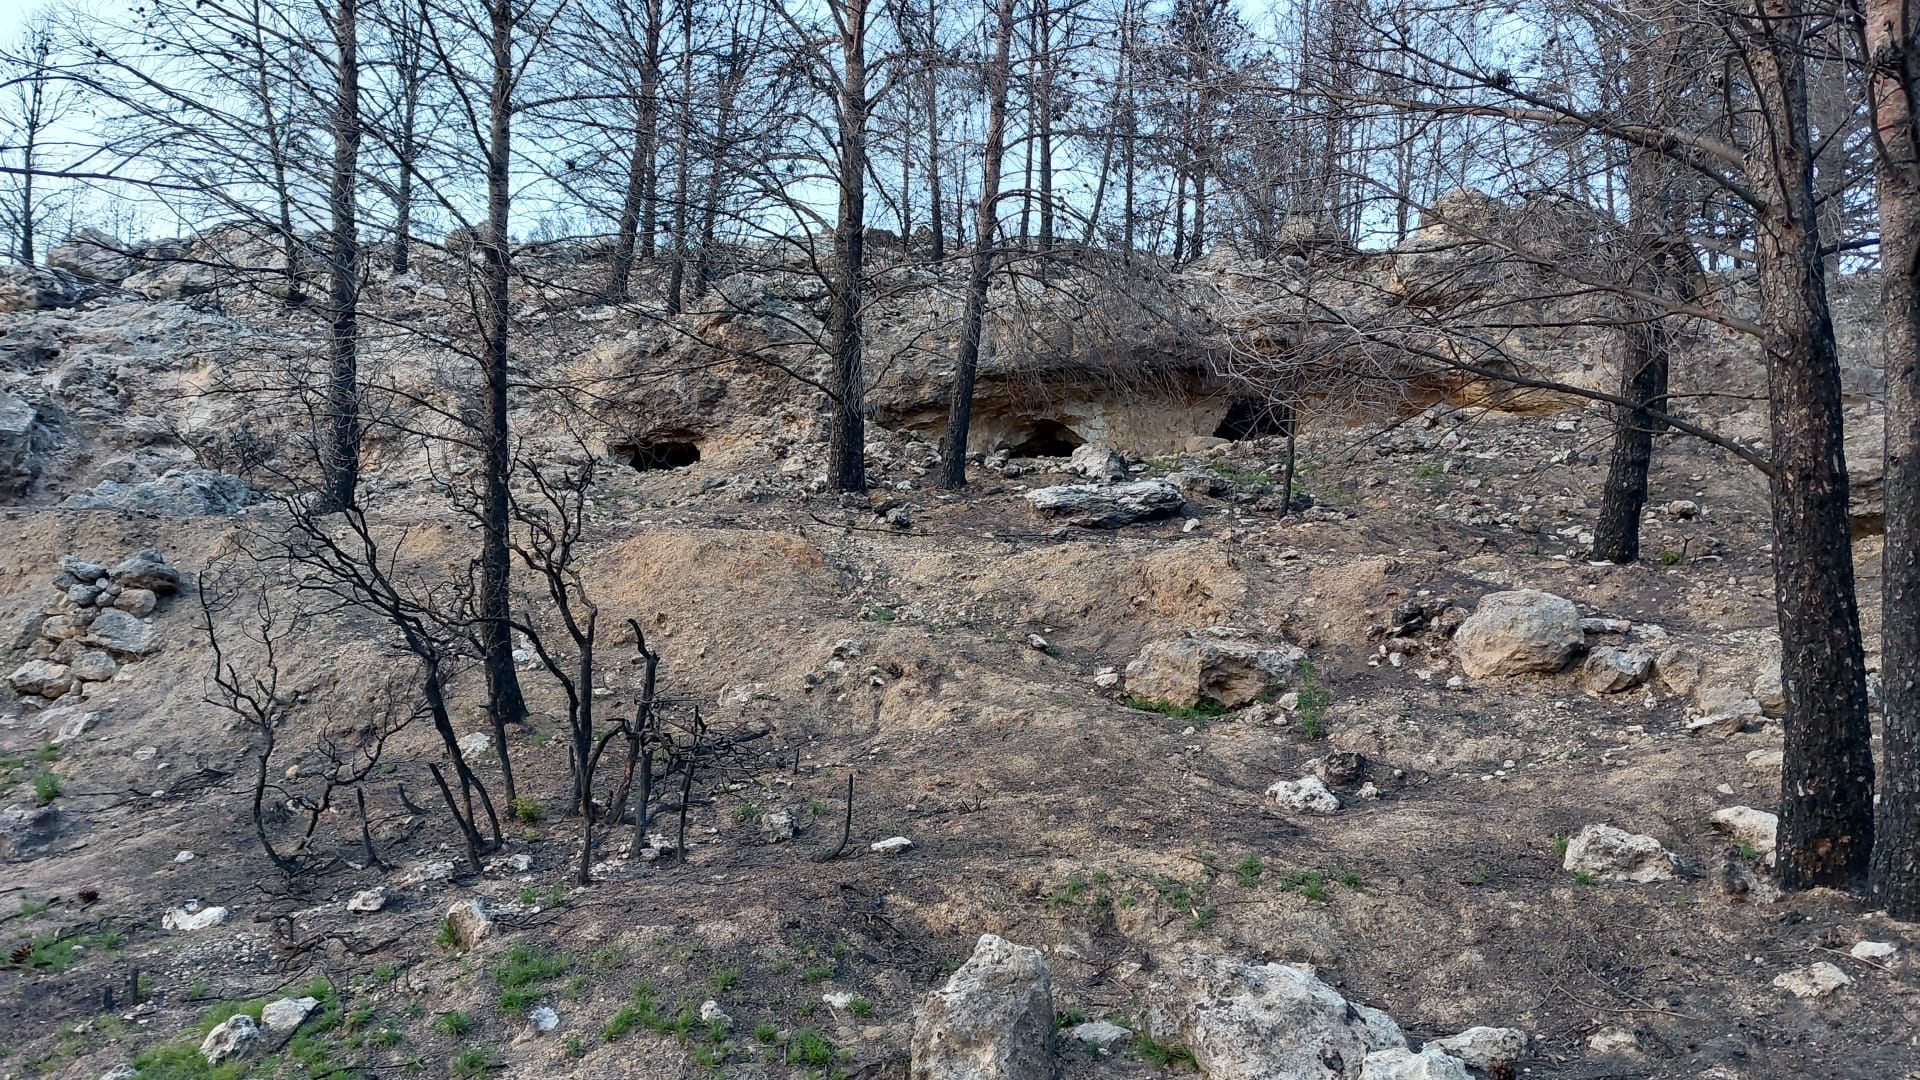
8, 659, 73, 699
1143, 954, 1406, 1080
110, 548, 182, 594
199, 1015, 266, 1066
1066, 444, 1130, 482
47, 230, 135, 284
910, 934, 1056, 1080
1125, 629, 1307, 709
82, 609, 160, 657
1025, 481, 1182, 528
1453, 590, 1584, 677
0, 266, 91, 312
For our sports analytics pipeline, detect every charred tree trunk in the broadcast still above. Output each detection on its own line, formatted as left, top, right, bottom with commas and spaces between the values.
936, 0, 1015, 489
481, 0, 528, 763
664, 0, 694, 316
1746, 0, 1876, 891
1589, 315, 1668, 563
609, 0, 663, 299
923, 0, 944, 263
1865, 0, 1920, 916
826, 0, 870, 493
317, 0, 362, 515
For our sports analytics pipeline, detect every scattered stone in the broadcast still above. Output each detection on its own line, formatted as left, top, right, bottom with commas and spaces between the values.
1562, 824, 1677, 883
405, 859, 456, 884
527, 1006, 560, 1034
1067, 1020, 1132, 1051
699, 1000, 730, 1029
64, 471, 251, 516
1144, 954, 1407, 1079
762, 809, 797, 841
1360, 1047, 1472, 1080
1772, 961, 1850, 999
1850, 941, 1896, 962
456, 731, 493, 758
909, 934, 1055, 1080
1430, 1026, 1527, 1071
82, 609, 160, 657
1067, 444, 1130, 483
346, 888, 388, 913
1452, 590, 1584, 677
1753, 667, 1786, 718
98, 1065, 138, 1080
58, 556, 108, 585
1312, 750, 1368, 787
1581, 646, 1652, 694
68, 651, 118, 683
261, 996, 319, 1033
163, 903, 229, 931
46, 706, 97, 744
1746, 748, 1784, 771
822, 990, 859, 1010
109, 549, 182, 593
1655, 644, 1704, 696
1708, 806, 1778, 862
1689, 687, 1763, 735
1024, 480, 1183, 528
1265, 776, 1342, 815
8, 660, 74, 699
199, 1015, 266, 1066
444, 898, 493, 949
173, 850, 195, 863
1124, 628, 1306, 709
113, 588, 158, 616
1587, 1028, 1639, 1054
1664, 500, 1699, 519
1580, 617, 1631, 635
871, 836, 914, 855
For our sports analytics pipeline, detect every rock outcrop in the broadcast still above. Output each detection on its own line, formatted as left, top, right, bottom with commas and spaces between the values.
909, 934, 1056, 1080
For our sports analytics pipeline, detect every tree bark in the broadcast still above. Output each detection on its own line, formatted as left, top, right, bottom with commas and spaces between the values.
664, 0, 694, 315
1864, 0, 1920, 916
937, 0, 1015, 489
923, 0, 943, 263
481, 0, 528, 765
318, 0, 362, 515
608, 0, 663, 299
1746, 0, 1876, 891
827, 0, 870, 493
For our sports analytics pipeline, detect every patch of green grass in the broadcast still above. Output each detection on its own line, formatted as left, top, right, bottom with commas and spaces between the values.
1056, 1008, 1087, 1029
807, 800, 825, 816
710, 967, 740, 993
1125, 697, 1230, 720
1278, 869, 1328, 903
732, 802, 763, 824
1044, 875, 1090, 910
1207, 460, 1271, 486
1233, 856, 1265, 887
32, 771, 59, 804
863, 606, 897, 623
493, 944, 575, 1009
801, 962, 835, 984
785, 1028, 835, 1066
1136, 1027, 1197, 1069
509, 797, 543, 824
755, 1021, 780, 1043
1659, 548, 1686, 566
17, 896, 49, 916
1572, 871, 1596, 886
450, 1046, 494, 1077
1552, 834, 1570, 858
31, 743, 57, 764
1412, 462, 1444, 479
434, 917, 460, 950
848, 997, 873, 1017
1335, 870, 1362, 888
1463, 866, 1492, 886
369, 962, 399, 984
1294, 659, 1332, 740
435, 1011, 476, 1037
1738, 840, 1760, 862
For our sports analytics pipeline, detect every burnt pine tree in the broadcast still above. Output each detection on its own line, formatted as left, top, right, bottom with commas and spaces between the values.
826, 0, 871, 493
937, 0, 1016, 488
1863, 0, 1920, 915
317, 0, 363, 514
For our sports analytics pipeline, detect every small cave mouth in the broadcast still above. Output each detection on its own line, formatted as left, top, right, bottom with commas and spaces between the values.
1005, 418, 1085, 457
1213, 397, 1295, 441
612, 437, 702, 472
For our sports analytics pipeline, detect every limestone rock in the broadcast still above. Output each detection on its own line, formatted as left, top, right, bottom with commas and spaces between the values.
456, 731, 493, 758
346, 887, 388, 913
47, 229, 135, 284
114, 588, 158, 616
871, 836, 914, 855
68, 650, 118, 683
1143, 954, 1406, 1080
46, 706, 97, 744
699, 999, 730, 1029
528, 1005, 561, 1034
200, 1015, 266, 1066
9, 660, 73, 699
1689, 687, 1762, 735
82, 609, 160, 657
1708, 806, 1778, 863
0, 265, 91, 312
1581, 647, 1651, 694
1850, 941, 1896, 961
1066, 444, 1129, 482
163, 903, 229, 931
1587, 1028, 1638, 1054
909, 933, 1056, 1080
0, 391, 38, 499
1024, 481, 1182, 528
1067, 1021, 1132, 1051
1562, 824, 1676, 883
1772, 961, 1850, 999
1752, 668, 1786, 718
762, 808, 797, 841
1265, 777, 1342, 815
1429, 1026, 1527, 1070
109, 549, 182, 593
1124, 629, 1306, 709
1655, 644, 1704, 696
1360, 1047, 1472, 1080
261, 996, 319, 1033
444, 898, 493, 949
1453, 590, 1584, 677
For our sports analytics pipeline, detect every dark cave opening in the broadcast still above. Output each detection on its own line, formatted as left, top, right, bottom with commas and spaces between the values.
1005, 419, 1085, 457
612, 438, 702, 471
1213, 397, 1295, 441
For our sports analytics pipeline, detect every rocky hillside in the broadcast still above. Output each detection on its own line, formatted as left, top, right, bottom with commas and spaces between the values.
0, 225, 1909, 1080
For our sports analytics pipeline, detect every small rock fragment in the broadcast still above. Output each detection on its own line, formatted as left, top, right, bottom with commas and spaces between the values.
346, 887, 388, 913
200, 1015, 266, 1065
1265, 776, 1341, 815
1067, 1020, 1132, 1051
1430, 1026, 1527, 1071
1850, 941, 1896, 962
1772, 961, 1850, 999
871, 836, 913, 855
163, 903, 229, 931
1562, 824, 1676, 883
1360, 1047, 1472, 1080
444, 898, 493, 950
261, 996, 319, 1033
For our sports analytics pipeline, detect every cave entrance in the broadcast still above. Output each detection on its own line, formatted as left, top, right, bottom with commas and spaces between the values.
1213, 397, 1295, 441
1005, 418, 1084, 457
612, 437, 702, 471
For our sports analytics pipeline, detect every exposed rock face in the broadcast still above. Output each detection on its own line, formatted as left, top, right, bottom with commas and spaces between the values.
1143, 955, 1405, 1080
1025, 481, 1182, 528
0, 266, 92, 312
200, 1015, 267, 1065
1563, 824, 1677, 883
0, 802, 61, 859
47, 230, 136, 284
0, 391, 37, 498
909, 934, 1057, 1080
1125, 629, 1307, 708
64, 469, 251, 516
1453, 590, 1584, 677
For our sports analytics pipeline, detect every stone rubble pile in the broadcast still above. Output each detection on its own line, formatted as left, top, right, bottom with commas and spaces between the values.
6, 549, 179, 704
